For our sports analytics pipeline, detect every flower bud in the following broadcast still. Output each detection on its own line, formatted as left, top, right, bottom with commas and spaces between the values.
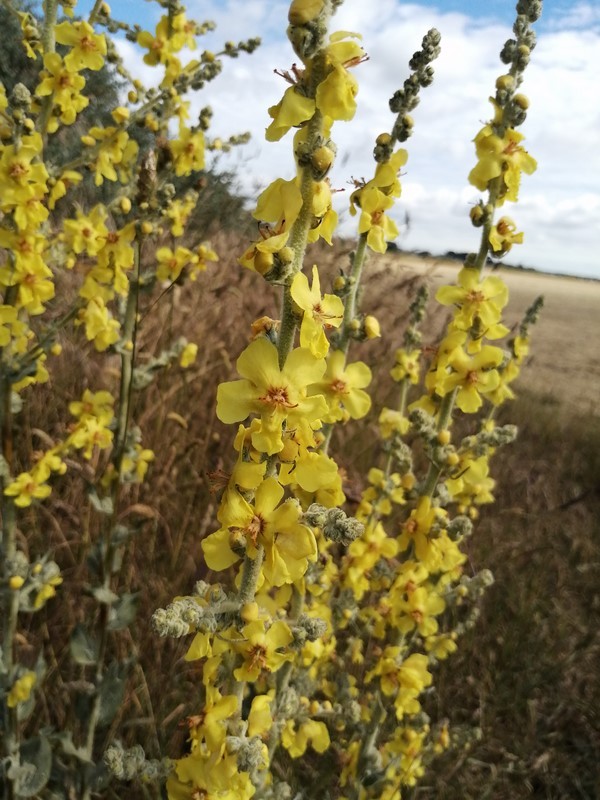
288, 0, 325, 25
364, 315, 381, 339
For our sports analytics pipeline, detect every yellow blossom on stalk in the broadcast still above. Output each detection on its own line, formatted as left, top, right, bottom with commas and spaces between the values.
62, 204, 108, 256
280, 446, 345, 509
35, 53, 88, 129
307, 179, 338, 244
439, 344, 504, 412
217, 337, 328, 455
156, 246, 198, 282
77, 297, 120, 351
489, 215, 524, 254
344, 520, 399, 601
255, 176, 303, 233
247, 693, 274, 738
291, 265, 344, 357
18, 12, 42, 58
202, 476, 317, 585
308, 349, 371, 423
85, 126, 139, 185
393, 581, 446, 637
232, 618, 293, 681
436, 267, 509, 339
266, 84, 316, 142
47, 169, 83, 210
0, 305, 18, 347
171, 128, 205, 176
378, 407, 410, 438
397, 497, 438, 561
4, 472, 52, 507
184, 687, 238, 753
54, 20, 107, 71
0, 133, 48, 212
359, 468, 405, 517
469, 104, 537, 202
33, 573, 63, 609
281, 718, 330, 757
315, 32, 365, 121
67, 415, 114, 458
447, 454, 495, 508
355, 186, 399, 253
391, 348, 421, 384
165, 194, 196, 236
192, 243, 219, 278
7, 672, 36, 708
167, 749, 256, 800
179, 342, 198, 368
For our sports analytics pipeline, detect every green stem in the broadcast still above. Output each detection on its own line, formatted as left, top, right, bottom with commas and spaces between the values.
87, 0, 104, 25
36, 0, 59, 139
337, 232, 368, 355
81, 240, 141, 796
238, 545, 264, 606
421, 388, 457, 497
1, 281, 20, 800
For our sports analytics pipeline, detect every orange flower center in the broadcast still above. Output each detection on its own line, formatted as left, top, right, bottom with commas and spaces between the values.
9, 161, 28, 180
245, 514, 265, 546
248, 644, 268, 673
79, 35, 97, 53
330, 378, 347, 395
466, 370, 479, 385
259, 386, 297, 410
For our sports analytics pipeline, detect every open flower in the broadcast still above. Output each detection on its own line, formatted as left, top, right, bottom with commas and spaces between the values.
217, 338, 328, 455
291, 265, 344, 357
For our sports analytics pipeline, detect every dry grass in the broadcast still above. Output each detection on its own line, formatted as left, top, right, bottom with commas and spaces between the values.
14, 234, 600, 798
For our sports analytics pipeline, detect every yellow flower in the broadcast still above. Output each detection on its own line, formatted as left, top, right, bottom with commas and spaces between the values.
4, 472, 52, 507
308, 349, 371, 423
355, 185, 399, 253
0, 134, 49, 213
436, 267, 508, 335
439, 345, 504, 413
54, 20, 107, 71
7, 672, 36, 708
62, 204, 108, 256
281, 719, 330, 757
291, 266, 344, 358
232, 618, 293, 681
180, 343, 198, 368
469, 111, 537, 202
156, 246, 198, 282
390, 348, 421, 384
489, 216, 524, 255
35, 53, 88, 128
202, 476, 317, 585
171, 128, 205, 176
266, 85, 316, 142
217, 338, 328, 455
77, 297, 120, 351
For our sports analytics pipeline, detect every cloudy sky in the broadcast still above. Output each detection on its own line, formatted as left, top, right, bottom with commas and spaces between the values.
81, 0, 600, 278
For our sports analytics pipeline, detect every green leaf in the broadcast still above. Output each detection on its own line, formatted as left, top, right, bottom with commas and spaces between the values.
70, 625, 99, 666
108, 592, 139, 631
87, 488, 114, 515
98, 662, 126, 727
14, 735, 52, 797
53, 731, 93, 764
91, 586, 119, 606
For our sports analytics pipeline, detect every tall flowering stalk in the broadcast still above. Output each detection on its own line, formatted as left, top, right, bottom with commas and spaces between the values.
0, 1, 257, 796
150, 1, 543, 800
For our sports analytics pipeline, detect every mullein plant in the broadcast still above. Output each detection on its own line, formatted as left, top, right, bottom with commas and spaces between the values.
147, 1, 543, 799
0, 1, 257, 797
0, 0, 544, 797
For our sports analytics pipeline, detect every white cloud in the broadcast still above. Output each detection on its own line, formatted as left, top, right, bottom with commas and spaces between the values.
117, 0, 600, 279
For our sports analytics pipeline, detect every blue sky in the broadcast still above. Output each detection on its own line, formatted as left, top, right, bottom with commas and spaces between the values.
76, 1, 600, 278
